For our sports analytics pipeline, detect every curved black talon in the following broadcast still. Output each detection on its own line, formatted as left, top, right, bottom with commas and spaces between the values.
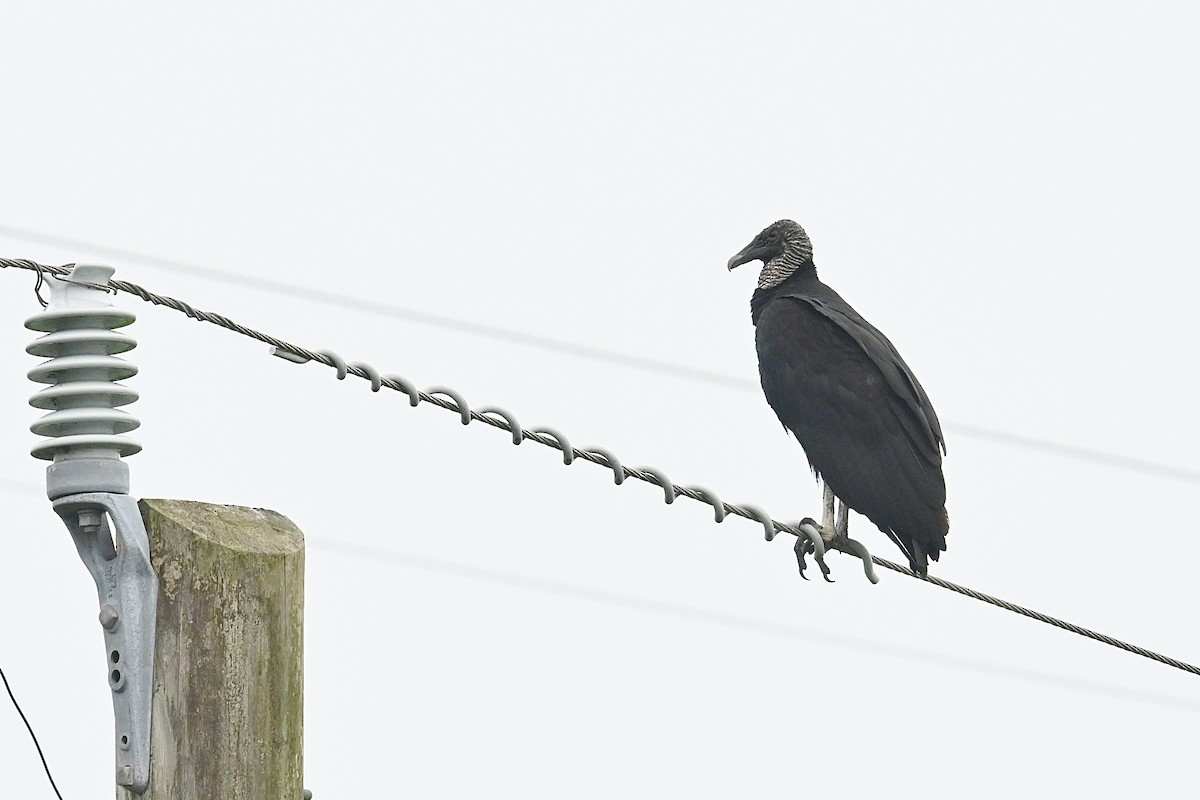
795, 517, 834, 582
792, 536, 811, 580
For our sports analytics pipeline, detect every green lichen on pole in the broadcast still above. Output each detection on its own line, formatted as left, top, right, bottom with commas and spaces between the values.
119, 499, 304, 800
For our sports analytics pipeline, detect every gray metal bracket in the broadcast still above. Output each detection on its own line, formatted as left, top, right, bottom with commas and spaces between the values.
52, 492, 157, 794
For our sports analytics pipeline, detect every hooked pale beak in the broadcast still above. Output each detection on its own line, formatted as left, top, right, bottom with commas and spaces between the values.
727, 243, 765, 271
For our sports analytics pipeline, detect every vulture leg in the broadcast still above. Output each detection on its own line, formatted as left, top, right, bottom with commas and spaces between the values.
822, 482, 837, 536
827, 491, 881, 585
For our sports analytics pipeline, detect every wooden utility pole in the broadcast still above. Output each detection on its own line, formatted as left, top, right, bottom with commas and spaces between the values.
117, 499, 305, 800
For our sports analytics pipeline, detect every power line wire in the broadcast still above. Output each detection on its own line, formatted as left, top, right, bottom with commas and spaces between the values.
5, 257, 1196, 679
945, 422, 1200, 484
1, 666, 65, 800
3, 225, 1197, 484
1, 480, 1189, 714
0, 224, 749, 386
310, 538, 1200, 714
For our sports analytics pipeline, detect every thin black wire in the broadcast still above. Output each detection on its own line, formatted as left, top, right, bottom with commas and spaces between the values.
866, 556, 1200, 674
2, 226, 1198, 484
6, 258, 1199, 679
1, 666, 65, 800
0, 476, 1188, 713
309, 538, 1200, 714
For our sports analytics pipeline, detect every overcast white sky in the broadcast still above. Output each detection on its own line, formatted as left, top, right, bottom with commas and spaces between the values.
3, 2, 1199, 797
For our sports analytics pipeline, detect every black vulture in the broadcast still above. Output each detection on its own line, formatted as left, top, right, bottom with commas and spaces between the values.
728, 219, 948, 575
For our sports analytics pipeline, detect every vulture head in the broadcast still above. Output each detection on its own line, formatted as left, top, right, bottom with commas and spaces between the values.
727, 219, 814, 288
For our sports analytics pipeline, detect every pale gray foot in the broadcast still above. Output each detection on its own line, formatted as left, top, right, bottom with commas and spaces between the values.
791, 481, 837, 582
827, 497, 879, 584
793, 520, 833, 582
795, 484, 880, 584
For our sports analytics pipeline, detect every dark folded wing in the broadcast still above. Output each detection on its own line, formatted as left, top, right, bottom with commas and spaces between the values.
755, 296, 947, 568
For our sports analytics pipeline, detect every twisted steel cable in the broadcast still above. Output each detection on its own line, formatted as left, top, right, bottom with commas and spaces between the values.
5, 257, 1198, 678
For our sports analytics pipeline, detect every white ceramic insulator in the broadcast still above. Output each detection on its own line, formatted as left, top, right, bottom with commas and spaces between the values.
25, 265, 142, 462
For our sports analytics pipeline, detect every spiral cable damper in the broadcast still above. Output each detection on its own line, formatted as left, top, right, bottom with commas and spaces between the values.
26, 264, 141, 499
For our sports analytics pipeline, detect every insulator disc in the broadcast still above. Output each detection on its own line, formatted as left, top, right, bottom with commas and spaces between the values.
30, 434, 142, 461
24, 307, 135, 333
28, 355, 138, 385
26, 328, 136, 358
31, 408, 140, 438
29, 382, 140, 410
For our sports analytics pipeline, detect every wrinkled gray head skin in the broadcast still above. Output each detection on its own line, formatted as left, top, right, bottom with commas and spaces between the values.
727, 219, 814, 289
